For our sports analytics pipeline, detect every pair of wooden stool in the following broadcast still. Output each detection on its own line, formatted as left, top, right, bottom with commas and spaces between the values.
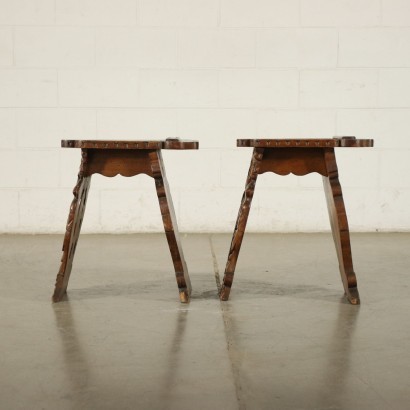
53, 137, 373, 305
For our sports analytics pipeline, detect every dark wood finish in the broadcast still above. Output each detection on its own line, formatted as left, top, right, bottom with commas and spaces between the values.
237, 137, 373, 148
322, 148, 359, 304
220, 147, 264, 301
53, 150, 91, 303
85, 149, 153, 178
221, 137, 373, 304
150, 150, 192, 302
53, 139, 198, 303
62, 139, 198, 150
258, 147, 328, 176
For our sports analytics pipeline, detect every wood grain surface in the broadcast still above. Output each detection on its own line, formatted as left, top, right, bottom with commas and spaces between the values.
220, 147, 264, 301
237, 137, 373, 148
53, 149, 91, 302
221, 137, 372, 304
53, 139, 197, 303
62, 139, 199, 150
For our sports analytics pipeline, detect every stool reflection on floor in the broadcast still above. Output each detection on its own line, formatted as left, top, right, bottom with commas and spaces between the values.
52, 139, 198, 304
220, 137, 374, 305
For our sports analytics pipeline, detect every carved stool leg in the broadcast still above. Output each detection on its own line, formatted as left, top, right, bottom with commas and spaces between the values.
53, 150, 91, 302
322, 148, 360, 305
220, 147, 264, 301
149, 150, 192, 303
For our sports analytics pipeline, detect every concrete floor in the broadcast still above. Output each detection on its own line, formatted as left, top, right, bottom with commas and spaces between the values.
1, 233, 410, 410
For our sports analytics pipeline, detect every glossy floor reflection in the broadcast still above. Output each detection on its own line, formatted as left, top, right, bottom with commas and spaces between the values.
1, 233, 409, 409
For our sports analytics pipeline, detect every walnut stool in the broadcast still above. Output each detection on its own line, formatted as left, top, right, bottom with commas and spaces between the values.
220, 137, 374, 305
53, 139, 198, 304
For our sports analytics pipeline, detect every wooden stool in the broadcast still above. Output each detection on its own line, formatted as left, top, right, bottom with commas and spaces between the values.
220, 137, 374, 305
53, 139, 198, 304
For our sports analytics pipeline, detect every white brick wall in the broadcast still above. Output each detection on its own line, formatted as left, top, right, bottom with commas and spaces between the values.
140, 0, 219, 27
0, 70, 57, 107
0, 27, 12, 66
15, 27, 95, 68
300, 0, 381, 27
379, 69, 410, 107
0, 0, 409, 233
219, 69, 298, 108
56, 0, 137, 26
256, 29, 338, 68
139, 69, 218, 107
339, 29, 410, 67
0, 0, 55, 25
96, 28, 177, 68
221, 0, 299, 27
382, 0, 410, 27
300, 70, 378, 108
178, 29, 255, 68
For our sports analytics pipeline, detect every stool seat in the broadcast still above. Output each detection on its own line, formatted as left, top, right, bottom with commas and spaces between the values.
237, 137, 373, 148
53, 138, 198, 304
220, 136, 374, 305
61, 139, 199, 150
